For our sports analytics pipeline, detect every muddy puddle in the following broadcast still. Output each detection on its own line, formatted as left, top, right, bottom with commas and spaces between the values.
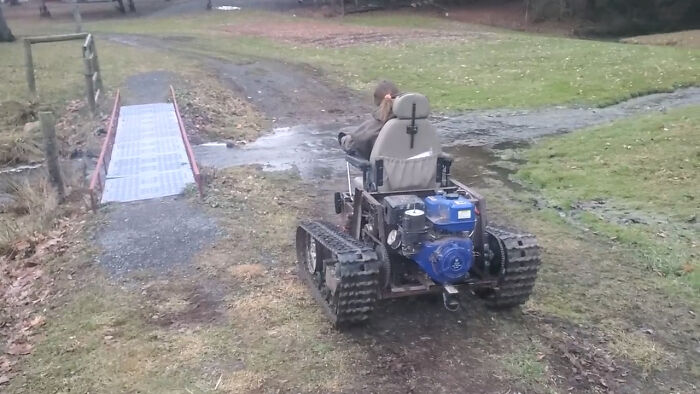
194, 86, 700, 191
194, 124, 351, 179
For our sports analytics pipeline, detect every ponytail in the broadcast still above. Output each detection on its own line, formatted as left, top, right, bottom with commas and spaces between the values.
378, 94, 394, 123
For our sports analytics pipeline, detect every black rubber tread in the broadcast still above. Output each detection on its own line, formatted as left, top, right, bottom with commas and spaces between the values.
296, 221, 380, 326
483, 226, 541, 309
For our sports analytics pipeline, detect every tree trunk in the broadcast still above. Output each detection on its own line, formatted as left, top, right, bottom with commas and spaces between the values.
524, 0, 530, 23
585, 0, 597, 19
0, 6, 15, 42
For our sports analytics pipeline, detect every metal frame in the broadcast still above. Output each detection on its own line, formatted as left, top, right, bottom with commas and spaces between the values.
339, 164, 498, 299
88, 90, 121, 211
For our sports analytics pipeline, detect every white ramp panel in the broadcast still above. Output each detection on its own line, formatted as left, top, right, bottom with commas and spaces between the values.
101, 103, 195, 204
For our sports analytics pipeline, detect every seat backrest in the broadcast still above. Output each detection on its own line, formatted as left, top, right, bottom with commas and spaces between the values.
369, 93, 441, 192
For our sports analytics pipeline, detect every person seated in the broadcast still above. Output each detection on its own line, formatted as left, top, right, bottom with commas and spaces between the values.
337, 80, 400, 160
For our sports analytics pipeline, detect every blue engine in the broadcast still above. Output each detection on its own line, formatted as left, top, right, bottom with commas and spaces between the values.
413, 238, 474, 284
383, 193, 477, 285
424, 193, 477, 233
416, 194, 476, 284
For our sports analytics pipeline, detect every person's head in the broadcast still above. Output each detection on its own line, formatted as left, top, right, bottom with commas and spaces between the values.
373, 80, 399, 123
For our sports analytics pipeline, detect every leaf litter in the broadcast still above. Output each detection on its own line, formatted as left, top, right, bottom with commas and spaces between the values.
0, 217, 84, 385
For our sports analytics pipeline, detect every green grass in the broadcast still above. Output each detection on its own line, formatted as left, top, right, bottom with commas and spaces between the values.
0, 38, 196, 106
518, 106, 699, 288
7, 11, 697, 111
74, 10, 700, 110
5, 278, 200, 392
502, 343, 548, 388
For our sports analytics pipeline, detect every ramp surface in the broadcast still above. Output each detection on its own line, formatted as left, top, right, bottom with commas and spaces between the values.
101, 103, 195, 203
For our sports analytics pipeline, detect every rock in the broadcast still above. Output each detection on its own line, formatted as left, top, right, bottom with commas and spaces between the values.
94, 126, 106, 135
23, 120, 40, 135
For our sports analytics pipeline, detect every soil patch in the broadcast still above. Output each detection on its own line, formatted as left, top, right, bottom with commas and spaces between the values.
444, 1, 577, 36
220, 19, 493, 48
144, 277, 228, 328
122, 70, 177, 105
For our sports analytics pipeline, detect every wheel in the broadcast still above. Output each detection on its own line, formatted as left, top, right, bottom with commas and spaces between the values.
297, 229, 322, 275
304, 233, 320, 274
375, 243, 391, 290
478, 227, 541, 309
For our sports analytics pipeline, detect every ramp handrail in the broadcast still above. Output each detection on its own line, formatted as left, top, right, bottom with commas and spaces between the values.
88, 89, 120, 211
170, 86, 204, 197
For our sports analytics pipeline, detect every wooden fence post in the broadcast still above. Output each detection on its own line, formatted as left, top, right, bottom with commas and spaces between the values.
39, 112, 65, 203
24, 39, 36, 96
82, 36, 97, 115
88, 36, 103, 93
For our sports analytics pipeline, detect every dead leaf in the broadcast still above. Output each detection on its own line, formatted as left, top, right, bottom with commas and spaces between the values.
29, 315, 46, 328
13, 241, 30, 252
5, 343, 32, 356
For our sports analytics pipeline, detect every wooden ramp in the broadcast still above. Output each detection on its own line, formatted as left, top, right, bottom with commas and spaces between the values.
89, 88, 202, 209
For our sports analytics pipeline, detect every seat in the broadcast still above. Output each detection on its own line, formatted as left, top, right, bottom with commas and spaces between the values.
369, 93, 442, 193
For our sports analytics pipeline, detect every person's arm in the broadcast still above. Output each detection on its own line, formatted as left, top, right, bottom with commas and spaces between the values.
337, 117, 382, 159
338, 132, 356, 155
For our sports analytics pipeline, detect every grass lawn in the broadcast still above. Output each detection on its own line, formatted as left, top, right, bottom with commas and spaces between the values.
0, 38, 194, 106
70, 10, 700, 110
3, 11, 698, 111
517, 106, 699, 288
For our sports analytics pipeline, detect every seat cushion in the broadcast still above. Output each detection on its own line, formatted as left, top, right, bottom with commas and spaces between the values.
376, 154, 438, 192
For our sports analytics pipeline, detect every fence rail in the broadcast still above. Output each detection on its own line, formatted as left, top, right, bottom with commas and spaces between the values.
88, 90, 121, 211
24, 32, 102, 115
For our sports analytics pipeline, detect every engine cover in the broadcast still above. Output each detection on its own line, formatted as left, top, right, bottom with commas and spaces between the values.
424, 193, 476, 233
412, 238, 474, 284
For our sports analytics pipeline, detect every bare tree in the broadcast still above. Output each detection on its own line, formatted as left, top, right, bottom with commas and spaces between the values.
0, 6, 15, 42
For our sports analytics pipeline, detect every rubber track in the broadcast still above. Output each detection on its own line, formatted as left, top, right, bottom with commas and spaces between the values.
484, 226, 541, 308
297, 221, 380, 326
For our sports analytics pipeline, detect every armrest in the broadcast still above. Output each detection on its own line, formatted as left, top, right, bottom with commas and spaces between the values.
437, 153, 453, 185
346, 154, 371, 171
438, 152, 454, 164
